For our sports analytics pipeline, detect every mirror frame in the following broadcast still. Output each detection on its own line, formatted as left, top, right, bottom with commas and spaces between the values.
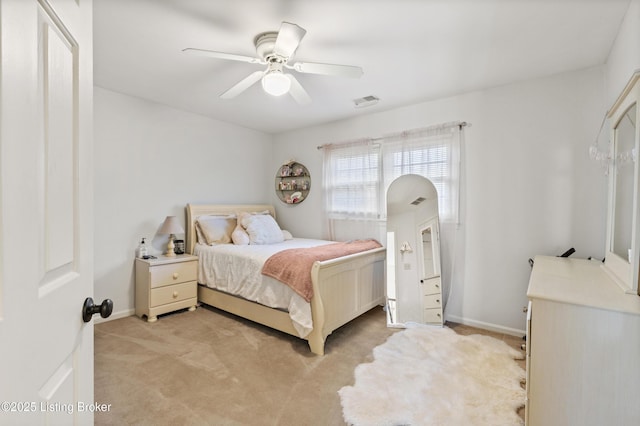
385, 174, 442, 326
604, 70, 640, 295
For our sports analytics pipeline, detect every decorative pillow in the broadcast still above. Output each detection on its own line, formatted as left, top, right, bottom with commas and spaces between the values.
239, 212, 284, 245
236, 210, 270, 225
282, 230, 293, 240
231, 224, 250, 245
196, 215, 236, 245
195, 222, 207, 244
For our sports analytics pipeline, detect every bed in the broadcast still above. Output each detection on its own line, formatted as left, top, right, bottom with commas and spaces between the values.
185, 204, 386, 355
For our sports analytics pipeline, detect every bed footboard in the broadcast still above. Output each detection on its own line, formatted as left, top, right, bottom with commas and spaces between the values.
306, 247, 386, 355
197, 246, 386, 356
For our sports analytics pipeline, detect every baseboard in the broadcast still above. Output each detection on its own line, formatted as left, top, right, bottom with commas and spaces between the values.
94, 308, 135, 325
93, 309, 527, 336
444, 314, 525, 337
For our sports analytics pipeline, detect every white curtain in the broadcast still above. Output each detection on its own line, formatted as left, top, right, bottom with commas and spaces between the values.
322, 138, 386, 242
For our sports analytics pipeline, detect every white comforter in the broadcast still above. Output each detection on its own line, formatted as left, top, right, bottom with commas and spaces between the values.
194, 238, 332, 338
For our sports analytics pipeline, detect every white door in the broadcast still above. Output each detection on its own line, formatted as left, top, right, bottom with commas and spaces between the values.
0, 0, 97, 424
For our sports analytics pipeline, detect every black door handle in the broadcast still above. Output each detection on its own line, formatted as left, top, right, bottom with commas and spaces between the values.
82, 297, 113, 323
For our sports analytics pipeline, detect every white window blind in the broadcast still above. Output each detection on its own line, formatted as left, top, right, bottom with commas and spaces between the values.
322, 140, 383, 241
325, 142, 381, 217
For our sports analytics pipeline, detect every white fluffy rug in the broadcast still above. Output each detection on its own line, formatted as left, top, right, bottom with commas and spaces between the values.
338, 325, 525, 426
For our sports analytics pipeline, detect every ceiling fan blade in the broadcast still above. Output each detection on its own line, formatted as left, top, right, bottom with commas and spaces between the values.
220, 71, 265, 99
289, 61, 363, 78
286, 74, 311, 105
182, 48, 264, 65
273, 22, 306, 59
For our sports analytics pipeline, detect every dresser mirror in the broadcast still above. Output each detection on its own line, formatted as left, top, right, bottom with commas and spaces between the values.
604, 70, 640, 295
386, 174, 442, 326
612, 103, 636, 259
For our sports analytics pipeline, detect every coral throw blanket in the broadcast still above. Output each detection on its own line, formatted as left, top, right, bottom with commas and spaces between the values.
261, 239, 383, 302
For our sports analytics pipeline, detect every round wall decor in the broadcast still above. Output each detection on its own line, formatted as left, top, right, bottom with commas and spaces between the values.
275, 161, 310, 204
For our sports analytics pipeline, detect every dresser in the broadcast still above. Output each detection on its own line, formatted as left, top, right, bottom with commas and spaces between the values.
526, 255, 640, 426
135, 254, 198, 322
421, 275, 443, 325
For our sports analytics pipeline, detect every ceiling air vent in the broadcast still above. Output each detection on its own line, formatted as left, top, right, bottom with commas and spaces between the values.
410, 197, 426, 206
353, 95, 379, 108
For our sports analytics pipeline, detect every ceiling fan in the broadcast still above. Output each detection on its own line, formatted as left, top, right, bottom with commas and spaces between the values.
183, 21, 363, 105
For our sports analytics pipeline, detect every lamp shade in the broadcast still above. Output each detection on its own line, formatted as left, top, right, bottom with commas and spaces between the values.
261, 71, 291, 96
159, 216, 184, 235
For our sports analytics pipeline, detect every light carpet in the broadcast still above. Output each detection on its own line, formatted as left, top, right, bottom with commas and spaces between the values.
338, 324, 526, 426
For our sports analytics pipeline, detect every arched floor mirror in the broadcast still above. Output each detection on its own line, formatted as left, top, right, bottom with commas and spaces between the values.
386, 174, 443, 327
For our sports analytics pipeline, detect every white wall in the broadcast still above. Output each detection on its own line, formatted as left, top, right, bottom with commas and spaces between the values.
606, 0, 640, 106
94, 88, 272, 319
272, 66, 607, 334
93, 0, 640, 334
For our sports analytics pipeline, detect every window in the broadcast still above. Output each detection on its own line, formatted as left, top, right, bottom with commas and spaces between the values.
322, 123, 462, 241
386, 144, 449, 212
383, 129, 458, 222
323, 141, 381, 218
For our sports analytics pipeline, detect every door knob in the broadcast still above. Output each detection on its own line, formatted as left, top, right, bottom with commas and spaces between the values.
82, 297, 113, 323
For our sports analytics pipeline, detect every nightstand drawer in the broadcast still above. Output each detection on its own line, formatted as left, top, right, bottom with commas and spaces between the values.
150, 261, 197, 288
424, 308, 442, 324
424, 293, 442, 309
422, 276, 441, 295
150, 281, 196, 306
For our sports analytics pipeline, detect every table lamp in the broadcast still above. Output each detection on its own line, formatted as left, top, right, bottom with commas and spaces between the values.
159, 216, 184, 257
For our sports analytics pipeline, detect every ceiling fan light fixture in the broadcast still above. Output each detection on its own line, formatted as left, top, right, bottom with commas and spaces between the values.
184, 21, 362, 104
262, 71, 291, 96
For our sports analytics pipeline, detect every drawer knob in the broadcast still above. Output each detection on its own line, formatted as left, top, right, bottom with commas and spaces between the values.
435, 284, 439, 288
173, 291, 178, 298
172, 272, 179, 280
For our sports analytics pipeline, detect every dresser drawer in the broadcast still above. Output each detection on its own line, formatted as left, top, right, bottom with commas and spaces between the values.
424, 293, 442, 309
422, 276, 441, 295
424, 308, 442, 324
150, 281, 196, 307
150, 261, 197, 288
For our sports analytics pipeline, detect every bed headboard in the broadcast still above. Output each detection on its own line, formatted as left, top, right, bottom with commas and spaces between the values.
185, 204, 276, 254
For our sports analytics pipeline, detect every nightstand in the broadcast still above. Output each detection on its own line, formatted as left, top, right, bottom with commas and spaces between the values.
135, 254, 198, 322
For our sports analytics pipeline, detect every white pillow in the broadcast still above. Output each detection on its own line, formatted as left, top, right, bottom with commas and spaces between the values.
239, 212, 284, 245
231, 224, 250, 245
196, 215, 236, 245
282, 230, 293, 240
195, 222, 207, 244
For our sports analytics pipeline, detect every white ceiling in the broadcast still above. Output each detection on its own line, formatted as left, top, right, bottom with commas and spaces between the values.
93, 0, 631, 134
